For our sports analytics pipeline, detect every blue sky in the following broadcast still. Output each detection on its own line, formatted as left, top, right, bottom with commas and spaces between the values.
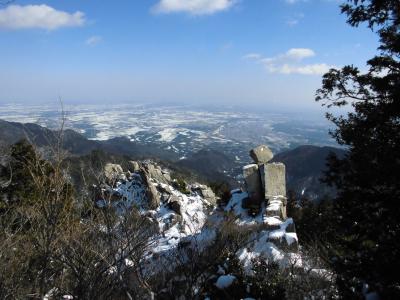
0, 0, 379, 111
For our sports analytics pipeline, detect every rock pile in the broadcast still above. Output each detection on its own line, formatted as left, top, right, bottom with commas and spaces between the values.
242, 145, 287, 220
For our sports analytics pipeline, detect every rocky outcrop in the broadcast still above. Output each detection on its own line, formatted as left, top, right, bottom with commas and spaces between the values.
129, 161, 175, 209
241, 145, 288, 220
101, 160, 217, 214
96, 147, 299, 292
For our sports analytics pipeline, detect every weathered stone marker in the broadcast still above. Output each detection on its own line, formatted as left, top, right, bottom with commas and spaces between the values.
249, 144, 274, 164
242, 145, 288, 220
243, 164, 263, 199
260, 162, 286, 199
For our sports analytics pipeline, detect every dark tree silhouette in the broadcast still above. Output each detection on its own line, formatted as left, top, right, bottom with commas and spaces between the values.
316, 0, 400, 298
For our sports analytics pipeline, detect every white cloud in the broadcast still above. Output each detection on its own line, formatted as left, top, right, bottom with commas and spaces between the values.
244, 48, 333, 75
285, 0, 308, 4
243, 53, 262, 60
153, 0, 236, 15
275, 63, 331, 75
286, 12, 304, 26
86, 35, 103, 46
0, 4, 85, 30
286, 48, 315, 60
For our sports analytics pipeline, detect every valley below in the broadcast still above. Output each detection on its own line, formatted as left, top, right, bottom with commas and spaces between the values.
0, 103, 344, 200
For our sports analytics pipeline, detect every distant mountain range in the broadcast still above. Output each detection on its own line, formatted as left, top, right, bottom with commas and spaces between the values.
0, 119, 179, 160
273, 145, 345, 199
0, 119, 345, 199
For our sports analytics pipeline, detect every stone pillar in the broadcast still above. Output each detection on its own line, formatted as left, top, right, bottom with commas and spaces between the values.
243, 164, 263, 199
260, 162, 287, 199
246, 145, 288, 220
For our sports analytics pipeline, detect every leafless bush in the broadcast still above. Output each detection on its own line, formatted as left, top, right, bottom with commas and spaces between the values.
0, 108, 156, 299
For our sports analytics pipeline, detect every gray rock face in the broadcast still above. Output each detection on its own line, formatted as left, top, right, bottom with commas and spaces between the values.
192, 184, 216, 205
243, 164, 263, 199
162, 171, 171, 182
104, 163, 125, 184
139, 166, 160, 209
260, 163, 286, 199
145, 163, 170, 184
129, 161, 141, 172
250, 145, 274, 164
198, 185, 216, 205
146, 182, 160, 210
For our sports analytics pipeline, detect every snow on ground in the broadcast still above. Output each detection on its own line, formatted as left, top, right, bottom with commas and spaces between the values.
237, 232, 284, 274
224, 191, 284, 227
158, 128, 179, 142
266, 199, 282, 213
151, 191, 210, 254
215, 275, 237, 289
223, 191, 300, 273
112, 174, 147, 208
237, 216, 299, 273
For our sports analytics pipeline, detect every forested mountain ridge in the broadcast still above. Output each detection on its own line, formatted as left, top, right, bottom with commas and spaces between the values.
0, 119, 344, 200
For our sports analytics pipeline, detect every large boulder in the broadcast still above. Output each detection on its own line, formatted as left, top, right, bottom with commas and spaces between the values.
260, 163, 286, 199
195, 185, 216, 205
146, 182, 160, 209
139, 167, 161, 209
243, 164, 263, 199
162, 170, 172, 182
250, 145, 274, 164
104, 163, 125, 184
129, 161, 141, 172
145, 163, 171, 184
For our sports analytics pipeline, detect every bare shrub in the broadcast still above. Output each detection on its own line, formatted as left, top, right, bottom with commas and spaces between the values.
0, 128, 156, 299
